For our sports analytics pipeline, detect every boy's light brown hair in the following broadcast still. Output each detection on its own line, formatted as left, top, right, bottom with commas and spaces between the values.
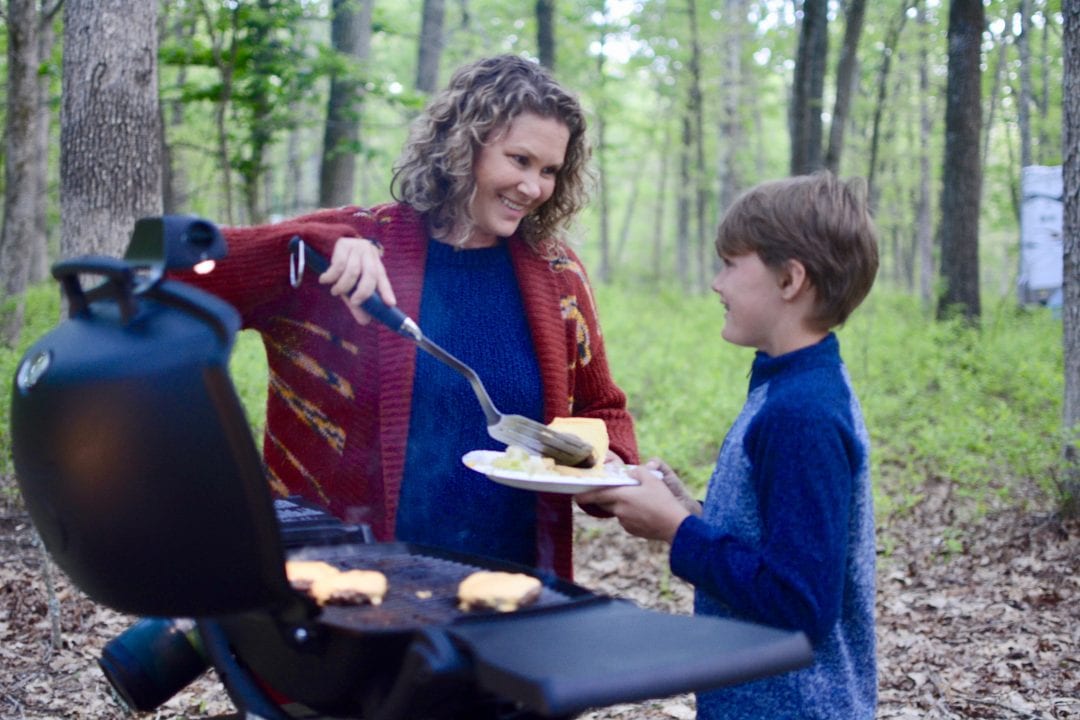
715, 171, 880, 330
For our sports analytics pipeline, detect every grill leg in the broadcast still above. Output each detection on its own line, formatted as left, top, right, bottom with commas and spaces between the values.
363, 628, 471, 720
196, 619, 296, 720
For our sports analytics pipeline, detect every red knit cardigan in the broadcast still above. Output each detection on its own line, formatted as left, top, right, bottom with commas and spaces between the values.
174, 203, 637, 580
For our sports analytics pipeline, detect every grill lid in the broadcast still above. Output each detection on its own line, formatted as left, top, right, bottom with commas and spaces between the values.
11, 232, 293, 617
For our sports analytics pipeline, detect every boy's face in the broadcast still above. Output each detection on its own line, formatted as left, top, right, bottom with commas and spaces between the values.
711, 251, 789, 354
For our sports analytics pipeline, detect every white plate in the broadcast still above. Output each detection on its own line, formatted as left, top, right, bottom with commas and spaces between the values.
462, 450, 648, 494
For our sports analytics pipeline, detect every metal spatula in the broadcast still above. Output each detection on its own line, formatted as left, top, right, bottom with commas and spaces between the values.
288, 238, 596, 468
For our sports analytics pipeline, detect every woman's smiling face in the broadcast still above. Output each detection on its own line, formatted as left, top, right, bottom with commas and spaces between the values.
461, 112, 570, 248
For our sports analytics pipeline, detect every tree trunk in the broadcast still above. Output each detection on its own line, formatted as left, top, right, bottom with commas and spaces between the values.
320, 0, 374, 208
536, 0, 556, 70
1037, 14, 1053, 163
676, 113, 692, 292
790, 0, 828, 175
61, 0, 162, 260
288, 126, 305, 214
0, 0, 43, 345
240, 0, 275, 225
595, 38, 611, 283
31, 9, 59, 285
651, 116, 671, 284
981, 15, 1010, 180
866, 6, 909, 207
416, 0, 446, 93
718, 0, 746, 216
916, 0, 934, 309
1016, 0, 1034, 169
613, 175, 639, 268
824, 0, 866, 174
686, 0, 709, 292
1061, 0, 1080, 517
161, 2, 195, 215
935, 0, 984, 322
199, 0, 237, 224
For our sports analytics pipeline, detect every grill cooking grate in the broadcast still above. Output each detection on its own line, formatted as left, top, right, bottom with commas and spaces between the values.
287, 543, 576, 632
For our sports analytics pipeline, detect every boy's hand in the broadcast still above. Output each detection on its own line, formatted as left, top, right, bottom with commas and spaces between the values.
575, 459, 696, 543
648, 458, 702, 517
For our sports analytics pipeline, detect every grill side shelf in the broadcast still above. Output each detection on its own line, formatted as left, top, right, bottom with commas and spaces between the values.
445, 599, 814, 716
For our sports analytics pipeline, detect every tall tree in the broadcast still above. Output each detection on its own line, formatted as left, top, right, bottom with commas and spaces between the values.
865, 5, 910, 205
790, 0, 828, 175
594, 29, 612, 283
160, 1, 197, 215
676, 112, 692, 291
416, 0, 446, 93
30, 7, 59, 285
1016, 0, 1035, 169
1062, 0, 1079, 517
717, 0, 747, 216
60, 0, 162, 260
936, 0, 984, 321
319, 0, 374, 208
981, 9, 1010, 176
824, 0, 866, 174
536, 0, 556, 70
686, 0, 709, 292
916, 0, 935, 308
650, 99, 673, 285
238, 0, 286, 224
175, 0, 320, 224
1, 0, 61, 345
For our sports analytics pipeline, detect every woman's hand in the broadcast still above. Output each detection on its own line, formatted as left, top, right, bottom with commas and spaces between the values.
575, 459, 698, 543
319, 237, 397, 325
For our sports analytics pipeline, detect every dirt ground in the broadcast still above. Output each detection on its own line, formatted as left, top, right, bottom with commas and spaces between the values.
1, 475, 1077, 720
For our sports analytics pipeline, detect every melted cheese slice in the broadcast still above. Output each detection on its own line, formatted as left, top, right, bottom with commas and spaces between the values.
286, 560, 387, 606
547, 417, 609, 470
458, 571, 542, 612
285, 560, 340, 591
309, 569, 388, 606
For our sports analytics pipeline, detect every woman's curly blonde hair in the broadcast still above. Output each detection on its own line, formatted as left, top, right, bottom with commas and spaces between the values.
391, 54, 592, 253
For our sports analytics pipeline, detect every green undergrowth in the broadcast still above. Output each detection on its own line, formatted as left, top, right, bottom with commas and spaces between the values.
2, 281, 1068, 524
595, 284, 1066, 521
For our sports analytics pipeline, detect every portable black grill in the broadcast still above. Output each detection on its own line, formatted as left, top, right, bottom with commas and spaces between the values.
9, 217, 813, 720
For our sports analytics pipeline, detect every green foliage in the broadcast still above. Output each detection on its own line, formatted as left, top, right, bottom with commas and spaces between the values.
0, 282, 1067, 522
0, 286, 268, 480
842, 290, 1065, 517
595, 284, 751, 495
231, 330, 269, 442
1, 284, 63, 484
594, 284, 1066, 519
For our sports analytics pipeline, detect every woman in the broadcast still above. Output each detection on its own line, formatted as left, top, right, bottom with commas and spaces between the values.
175, 55, 637, 580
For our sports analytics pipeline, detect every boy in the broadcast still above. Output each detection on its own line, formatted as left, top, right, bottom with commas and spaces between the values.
577, 171, 879, 719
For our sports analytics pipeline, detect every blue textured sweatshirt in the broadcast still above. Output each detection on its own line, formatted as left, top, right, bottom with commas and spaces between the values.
395, 239, 543, 566
670, 333, 877, 719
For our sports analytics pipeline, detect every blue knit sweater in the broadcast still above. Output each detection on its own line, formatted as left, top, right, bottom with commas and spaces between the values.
670, 333, 877, 719
395, 239, 542, 566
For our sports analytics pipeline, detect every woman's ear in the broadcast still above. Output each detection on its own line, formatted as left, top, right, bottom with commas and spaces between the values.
777, 259, 809, 300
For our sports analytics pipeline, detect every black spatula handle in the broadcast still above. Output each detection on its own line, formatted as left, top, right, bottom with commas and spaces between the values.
288, 236, 412, 335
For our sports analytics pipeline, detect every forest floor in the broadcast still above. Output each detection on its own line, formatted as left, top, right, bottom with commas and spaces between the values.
1, 473, 1077, 720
